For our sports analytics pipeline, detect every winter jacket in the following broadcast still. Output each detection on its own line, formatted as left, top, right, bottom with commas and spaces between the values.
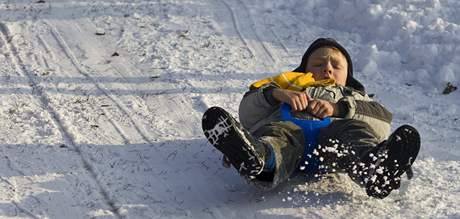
238, 83, 392, 142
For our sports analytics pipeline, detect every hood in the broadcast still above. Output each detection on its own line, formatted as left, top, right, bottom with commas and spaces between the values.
292, 38, 365, 92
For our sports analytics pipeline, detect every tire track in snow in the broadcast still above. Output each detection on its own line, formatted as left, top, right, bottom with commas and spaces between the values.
45, 21, 156, 147
0, 23, 122, 218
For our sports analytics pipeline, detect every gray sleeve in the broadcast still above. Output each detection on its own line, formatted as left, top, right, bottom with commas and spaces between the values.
238, 84, 280, 130
338, 94, 393, 141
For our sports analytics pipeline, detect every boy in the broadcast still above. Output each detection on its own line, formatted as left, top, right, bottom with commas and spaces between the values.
202, 38, 420, 199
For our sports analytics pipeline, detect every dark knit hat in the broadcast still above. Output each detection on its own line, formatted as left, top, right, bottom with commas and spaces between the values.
293, 38, 365, 92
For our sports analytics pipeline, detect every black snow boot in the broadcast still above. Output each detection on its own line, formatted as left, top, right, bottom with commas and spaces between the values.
364, 125, 421, 199
202, 107, 266, 178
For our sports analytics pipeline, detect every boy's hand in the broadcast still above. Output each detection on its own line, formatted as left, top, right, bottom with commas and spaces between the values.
307, 99, 338, 119
272, 88, 338, 118
272, 88, 308, 111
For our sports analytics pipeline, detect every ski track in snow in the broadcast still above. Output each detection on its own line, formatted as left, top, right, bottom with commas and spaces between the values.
0, 0, 459, 218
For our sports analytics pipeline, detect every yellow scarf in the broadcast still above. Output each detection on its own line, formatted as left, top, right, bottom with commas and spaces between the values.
250, 72, 335, 91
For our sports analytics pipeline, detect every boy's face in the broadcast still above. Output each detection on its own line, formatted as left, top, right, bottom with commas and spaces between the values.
305, 47, 348, 86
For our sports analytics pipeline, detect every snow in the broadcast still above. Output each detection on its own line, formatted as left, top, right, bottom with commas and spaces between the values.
0, 0, 458, 218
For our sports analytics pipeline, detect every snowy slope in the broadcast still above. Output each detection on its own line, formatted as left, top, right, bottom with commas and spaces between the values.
0, 0, 458, 218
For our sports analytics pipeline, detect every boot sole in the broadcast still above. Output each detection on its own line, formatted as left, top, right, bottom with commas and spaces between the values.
367, 125, 421, 198
202, 107, 264, 177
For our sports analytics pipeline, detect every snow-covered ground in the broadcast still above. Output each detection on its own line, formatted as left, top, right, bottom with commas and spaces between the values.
0, 0, 458, 218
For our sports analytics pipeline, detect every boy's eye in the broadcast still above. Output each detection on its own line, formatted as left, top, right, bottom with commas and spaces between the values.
332, 62, 344, 69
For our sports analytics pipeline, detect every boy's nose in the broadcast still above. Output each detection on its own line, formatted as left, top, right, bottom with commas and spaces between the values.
323, 63, 333, 75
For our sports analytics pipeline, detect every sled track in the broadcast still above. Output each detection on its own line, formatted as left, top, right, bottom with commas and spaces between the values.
37, 36, 54, 59
219, 0, 281, 70
56, 17, 185, 210
2, 153, 42, 214
36, 31, 132, 145
219, 0, 255, 59
235, 0, 277, 63
269, 27, 290, 55
3, 153, 42, 218
45, 21, 156, 148
77, 17, 170, 140
0, 23, 122, 218
0, 155, 39, 218
0, 24, 53, 218
271, 10, 324, 57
